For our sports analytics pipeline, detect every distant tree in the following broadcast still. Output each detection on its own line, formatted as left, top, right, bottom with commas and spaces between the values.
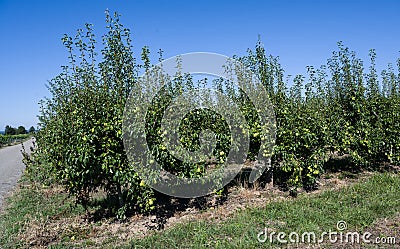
16, 126, 27, 135
28, 126, 36, 133
5, 125, 16, 135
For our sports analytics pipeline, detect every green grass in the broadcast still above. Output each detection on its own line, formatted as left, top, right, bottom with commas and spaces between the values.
128, 173, 400, 249
0, 173, 399, 248
0, 180, 85, 248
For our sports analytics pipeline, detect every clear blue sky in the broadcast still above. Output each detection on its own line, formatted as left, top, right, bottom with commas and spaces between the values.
0, 0, 399, 130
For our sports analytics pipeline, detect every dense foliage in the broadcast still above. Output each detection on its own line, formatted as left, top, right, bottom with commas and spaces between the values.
240, 40, 400, 190
0, 134, 30, 147
25, 12, 400, 217
26, 12, 155, 218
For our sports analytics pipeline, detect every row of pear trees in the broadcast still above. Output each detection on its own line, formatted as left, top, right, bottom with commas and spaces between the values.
24, 12, 400, 218
239, 40, 400, 191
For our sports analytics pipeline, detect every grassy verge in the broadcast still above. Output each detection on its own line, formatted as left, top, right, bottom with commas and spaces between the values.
128, 173, 400, 248
0, 179, 85, 248
0, 173, 399, 248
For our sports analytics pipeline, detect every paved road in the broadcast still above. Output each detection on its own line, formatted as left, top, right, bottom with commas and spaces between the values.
0, 139, 34, 208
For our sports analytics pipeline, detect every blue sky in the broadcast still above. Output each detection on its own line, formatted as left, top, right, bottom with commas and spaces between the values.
0, 0, 399, 130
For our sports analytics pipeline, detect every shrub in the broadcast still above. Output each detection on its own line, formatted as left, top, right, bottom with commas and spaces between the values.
28, 11, 155, 218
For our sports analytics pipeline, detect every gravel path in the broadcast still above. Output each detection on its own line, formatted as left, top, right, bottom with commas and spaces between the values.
0, 139, 33, 208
